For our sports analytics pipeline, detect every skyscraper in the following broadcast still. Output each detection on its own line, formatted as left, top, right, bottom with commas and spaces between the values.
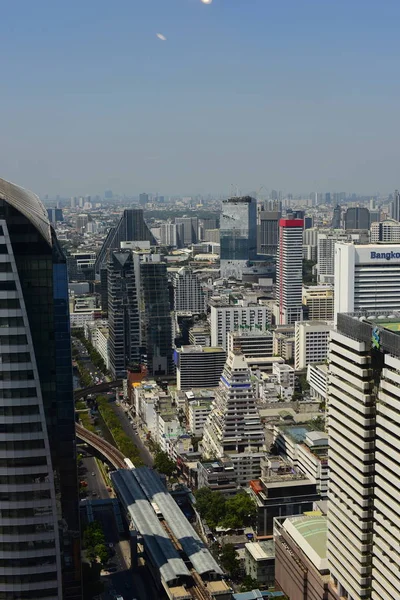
275, 218, 303, 325
334, 243, 400, 321
139, 192, 149, 206
173, 267, 205, 313
328, 312, 400, 600
108, 251, 141, 378
344, 207, 370, 230
175, 217, 199, 245
331, 204, 341, 228
220, 196, 257, 280
139, 255, 173, 376
95, 209, 156, 314
0, 178, 81, 599
258, 210, 281, 256
391, 188, 400, 221
202, 350, 265, 486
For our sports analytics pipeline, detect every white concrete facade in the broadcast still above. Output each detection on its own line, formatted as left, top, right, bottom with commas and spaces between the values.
295, 320, 333, 371
276, 219, 303, 325
334, 243, 400, 322
210, 302, 271, 349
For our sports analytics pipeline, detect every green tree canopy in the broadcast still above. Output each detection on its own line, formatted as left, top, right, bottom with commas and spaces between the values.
194, 488, 256, 530
154, 450, 176, 477
219, 543, 241, 579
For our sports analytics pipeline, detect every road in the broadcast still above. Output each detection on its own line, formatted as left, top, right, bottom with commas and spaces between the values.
111, 402, 154, 467
81, 456, 110, 500
73, 338, 108, 387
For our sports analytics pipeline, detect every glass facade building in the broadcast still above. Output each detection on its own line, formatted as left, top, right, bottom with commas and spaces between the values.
0, 179, 81, 600
220, 196, 257, 280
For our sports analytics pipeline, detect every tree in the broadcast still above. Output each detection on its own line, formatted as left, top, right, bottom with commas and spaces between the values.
194, 488, 226, 529
240, 575, 259, 592
154, 451, 176, 477
221, 493, 257, 529
219, 544, 241, 579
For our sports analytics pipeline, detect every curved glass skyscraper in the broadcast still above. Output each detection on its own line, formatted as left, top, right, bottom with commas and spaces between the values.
0, 179, 81, 600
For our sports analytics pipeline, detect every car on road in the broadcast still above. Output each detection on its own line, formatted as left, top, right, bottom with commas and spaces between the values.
92, 491, 97, 496
91, 472, 95, 476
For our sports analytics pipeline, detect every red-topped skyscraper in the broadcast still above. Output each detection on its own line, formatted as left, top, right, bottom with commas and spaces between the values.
275, 218, 304, 325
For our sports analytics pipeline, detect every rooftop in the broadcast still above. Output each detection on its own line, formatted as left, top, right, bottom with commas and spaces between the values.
178, 346, 225, 354
245, 540, 275, 561
283, 514, 328, 571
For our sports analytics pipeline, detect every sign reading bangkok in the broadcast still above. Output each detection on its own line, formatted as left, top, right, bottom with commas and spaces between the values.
370, 251, 400, 260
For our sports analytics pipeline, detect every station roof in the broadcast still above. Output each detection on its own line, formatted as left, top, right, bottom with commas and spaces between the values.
131, 467, 224, 576
111, 469, 190, 583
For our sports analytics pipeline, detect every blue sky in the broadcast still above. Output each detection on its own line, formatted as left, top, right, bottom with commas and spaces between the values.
1, 0, 400, 197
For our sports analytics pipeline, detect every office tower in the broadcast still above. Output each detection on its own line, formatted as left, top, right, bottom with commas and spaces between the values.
139, 255, 173, 376
331, 204, 341, 228
160, 222, 184, 247
173, 267, 205, 313
104, 189, 113, 199
108, 250, 141, 378
317, 230, 348, 284
0, 178, 81, 599
198, 218, 218, 241
302, 284, 334, 320
66, 251, 96, 281
139, 192, 149, 206
209, 298, 271, 349
302, 227, 318, 261
76, 213, 89, 233
95, 209, 156, 315
334, 243, 400, 321
391, 188, 400, 221
327, 313, 400, 600
95, 208, 156, 277
344, 207, 370, 230
174, 346, 226, 390
370, 219, 400, 243
294, 320, 333, 370
325, 192, 331, 205
78, 196, 84, 208
70, 196, 77, 208
47, 207, 64, 223
202, 351, 265, 486
227, 329, 273, 358
304, 216, 313, 229
258, 210, 281, 255
175, 217, 199, 245
275, 218, 303, 325
220, 196, 257, 279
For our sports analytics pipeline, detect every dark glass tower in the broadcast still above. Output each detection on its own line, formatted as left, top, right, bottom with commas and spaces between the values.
108, 251, 141, 379
95, 209, 156, 315
220, 196, 257, 279
0, 179, 81, 600
344, 207, 370, 230
139, 256, 173, 376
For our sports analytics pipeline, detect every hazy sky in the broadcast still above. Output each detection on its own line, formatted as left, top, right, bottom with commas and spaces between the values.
1, 0, 400, 197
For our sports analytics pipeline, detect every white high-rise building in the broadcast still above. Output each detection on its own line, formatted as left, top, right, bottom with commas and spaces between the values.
317, 230, 348, 284
370, 219, 400, 243
275, 218, 303, 325
294, 320, 333, 370
202, 351, 265, 486
327, 312, 400, 600
173, 267, 205, 313
334, 243, 400, 322
210, 299, 271, 349
160, 222, 184, 247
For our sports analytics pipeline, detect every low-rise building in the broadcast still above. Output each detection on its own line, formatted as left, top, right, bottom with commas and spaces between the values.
307, 363, 328, 404
272, 363, 295, 401
273, 426, 328, 498
273, 325, 295, 362
227, 329, 273, 358
303, 285, 334, 321
244, 541, 275, 588
274, 514, 329, 600
249, 457, 320, 535
186, 391, 214, 437
189, 323, 211, 346
197, 458, 237, 495
174, 346, 226, 390
295, 321, 333, 371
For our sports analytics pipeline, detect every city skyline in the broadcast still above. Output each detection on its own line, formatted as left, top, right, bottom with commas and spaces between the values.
1, 0, 400, 196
